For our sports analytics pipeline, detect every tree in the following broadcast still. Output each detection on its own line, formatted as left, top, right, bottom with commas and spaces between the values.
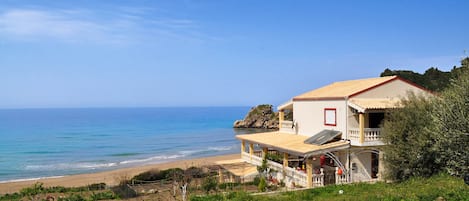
382, 57, 469, 181
433, 57, 469, 177
382, 93, 441, 181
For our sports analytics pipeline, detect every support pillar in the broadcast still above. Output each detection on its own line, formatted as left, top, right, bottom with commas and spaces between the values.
283, 153, 289, 168
218, 168, 224, 184
240, 140, 245, 158
279, 110, 284, 128
378, 150, 385, 181
306, 158, 313, 188
249, 143, 254, 160
262, 147, 268, 158
359, 113, 365, 144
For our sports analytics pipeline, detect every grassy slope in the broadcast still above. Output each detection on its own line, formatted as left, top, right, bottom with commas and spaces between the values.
192, 174, 469, 201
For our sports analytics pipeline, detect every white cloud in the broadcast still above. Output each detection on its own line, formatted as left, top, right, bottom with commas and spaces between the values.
0, 9, 114, 43
0, 7, 206, 45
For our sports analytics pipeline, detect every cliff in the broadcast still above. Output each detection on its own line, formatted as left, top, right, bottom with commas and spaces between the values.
233, 104, 279, 129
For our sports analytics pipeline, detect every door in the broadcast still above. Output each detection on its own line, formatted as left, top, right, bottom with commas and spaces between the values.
371, 152, 379, 178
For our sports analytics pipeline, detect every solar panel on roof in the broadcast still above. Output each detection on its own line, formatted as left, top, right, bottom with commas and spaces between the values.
304, 130, 342, 145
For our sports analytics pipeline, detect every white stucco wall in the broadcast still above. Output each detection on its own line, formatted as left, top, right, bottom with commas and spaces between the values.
293, 100, 347, 137
353, 79, 431, 99
350, 152, 372, 182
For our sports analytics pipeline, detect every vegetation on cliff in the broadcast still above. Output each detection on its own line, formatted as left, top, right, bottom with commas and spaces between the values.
380, 62, 465, 92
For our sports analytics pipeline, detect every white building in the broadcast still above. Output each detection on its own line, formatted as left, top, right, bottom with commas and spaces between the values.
236, 76, 432, 188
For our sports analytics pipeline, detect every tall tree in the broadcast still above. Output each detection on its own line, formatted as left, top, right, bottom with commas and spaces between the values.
434, 57, 469, 177
382, 93, 440, 181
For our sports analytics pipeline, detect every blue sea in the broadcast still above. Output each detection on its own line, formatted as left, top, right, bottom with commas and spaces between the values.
0, 107, 259, 182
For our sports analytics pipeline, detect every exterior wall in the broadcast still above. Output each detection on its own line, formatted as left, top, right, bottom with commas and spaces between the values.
350, 151, 372, 182
353, 79, 431, 99
293, 100, 347, 137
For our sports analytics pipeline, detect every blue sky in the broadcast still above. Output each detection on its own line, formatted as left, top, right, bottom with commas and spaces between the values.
1, 1, 468, 108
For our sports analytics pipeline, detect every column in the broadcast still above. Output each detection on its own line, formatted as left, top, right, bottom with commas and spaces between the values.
279, 110, 284, 128
306, 158, 313, 188
359, 113, 365, 144
241, 140, 245, 157
378, 150, 385, 181
283, 152, 289, 168
218, 168, 224, 184
262, 147, 268, 158
249, 143, 254, 160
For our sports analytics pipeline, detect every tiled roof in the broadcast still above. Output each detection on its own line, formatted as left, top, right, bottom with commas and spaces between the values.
293, 76, 398, 100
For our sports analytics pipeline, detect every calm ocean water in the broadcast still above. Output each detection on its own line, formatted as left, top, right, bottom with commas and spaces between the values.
0, 107, 260, 182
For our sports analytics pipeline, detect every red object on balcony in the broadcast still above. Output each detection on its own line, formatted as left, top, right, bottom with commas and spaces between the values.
337, 168, 343, 175
320, 155, 326, 166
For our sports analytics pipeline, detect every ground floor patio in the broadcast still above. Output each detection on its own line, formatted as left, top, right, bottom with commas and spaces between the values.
235, 131, 385, 188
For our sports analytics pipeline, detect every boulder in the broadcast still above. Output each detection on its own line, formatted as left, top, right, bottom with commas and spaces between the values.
233, 104, 279, 129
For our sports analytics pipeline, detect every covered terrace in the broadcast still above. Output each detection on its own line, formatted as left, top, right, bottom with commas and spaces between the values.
236, 132, 350, 188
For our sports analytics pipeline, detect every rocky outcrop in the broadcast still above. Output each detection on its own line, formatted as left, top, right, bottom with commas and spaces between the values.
233, 104, 279, 129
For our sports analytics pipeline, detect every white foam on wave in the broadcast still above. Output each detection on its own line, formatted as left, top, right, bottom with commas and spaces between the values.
120, 154, 185, 165
120, 145, 235, 166
25, 162, 118, 171
0, 176, 64, 184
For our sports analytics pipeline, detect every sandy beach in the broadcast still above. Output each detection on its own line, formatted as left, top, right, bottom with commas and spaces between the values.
0, 154, 239, 194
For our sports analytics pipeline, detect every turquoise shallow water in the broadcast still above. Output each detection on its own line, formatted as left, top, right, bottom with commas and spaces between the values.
0, 107, 257, 182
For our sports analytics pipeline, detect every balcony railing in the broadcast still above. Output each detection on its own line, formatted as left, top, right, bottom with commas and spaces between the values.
280, 120, 295, 133
348, 128, 384, 146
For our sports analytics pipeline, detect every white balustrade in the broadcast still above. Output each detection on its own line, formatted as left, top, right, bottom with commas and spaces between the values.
280, 120, 295, 133
335, 167, 349, 184
348, 128, 383, 145
312, 168, 324, 187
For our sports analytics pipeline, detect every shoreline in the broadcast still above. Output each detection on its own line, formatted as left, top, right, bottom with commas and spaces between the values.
0, 153, 239, 195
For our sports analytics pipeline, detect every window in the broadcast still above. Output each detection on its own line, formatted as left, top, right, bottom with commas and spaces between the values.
324, 108, 336, 126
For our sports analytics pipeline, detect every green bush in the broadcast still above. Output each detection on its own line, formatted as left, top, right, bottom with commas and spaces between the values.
257, 177, 266, 192
202, 176, 218, 194
90, 191, 117, 200
20, 182, 45, 196
132, 169, 166, 182
111, 183, 137, 199
0, 193, 22, 201
57, 194, 86, 201
186, 166, 207, 178
218, 182, 240, 190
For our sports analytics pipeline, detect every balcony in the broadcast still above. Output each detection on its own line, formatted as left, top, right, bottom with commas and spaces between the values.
348, 128, 384, 146
279, 120, 295, 133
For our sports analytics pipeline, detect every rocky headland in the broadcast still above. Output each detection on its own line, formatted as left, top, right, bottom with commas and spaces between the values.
233, 104, 279, 129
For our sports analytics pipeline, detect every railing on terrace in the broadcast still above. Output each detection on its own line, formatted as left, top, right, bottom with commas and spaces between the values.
241, 152, 309, 187
348, 128, 383, 145
279, 120, 295, 133
335, 167, 349, 184
312, 168, 324, 187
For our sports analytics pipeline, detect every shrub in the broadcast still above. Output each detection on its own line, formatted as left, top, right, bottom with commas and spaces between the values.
258, 177, 266, 192
202, 176, 218, 194
132, 169, 165, 182
111, 182, 137, 199
218, 182, 240, 190
90, 191, 117, 200
186, 166, 206, 178
57, 194, 86, 201
20, 182, 45, 196
87, 183, 106, 191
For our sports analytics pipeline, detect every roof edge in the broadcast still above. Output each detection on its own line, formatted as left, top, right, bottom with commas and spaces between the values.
292, 97, 346, 101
